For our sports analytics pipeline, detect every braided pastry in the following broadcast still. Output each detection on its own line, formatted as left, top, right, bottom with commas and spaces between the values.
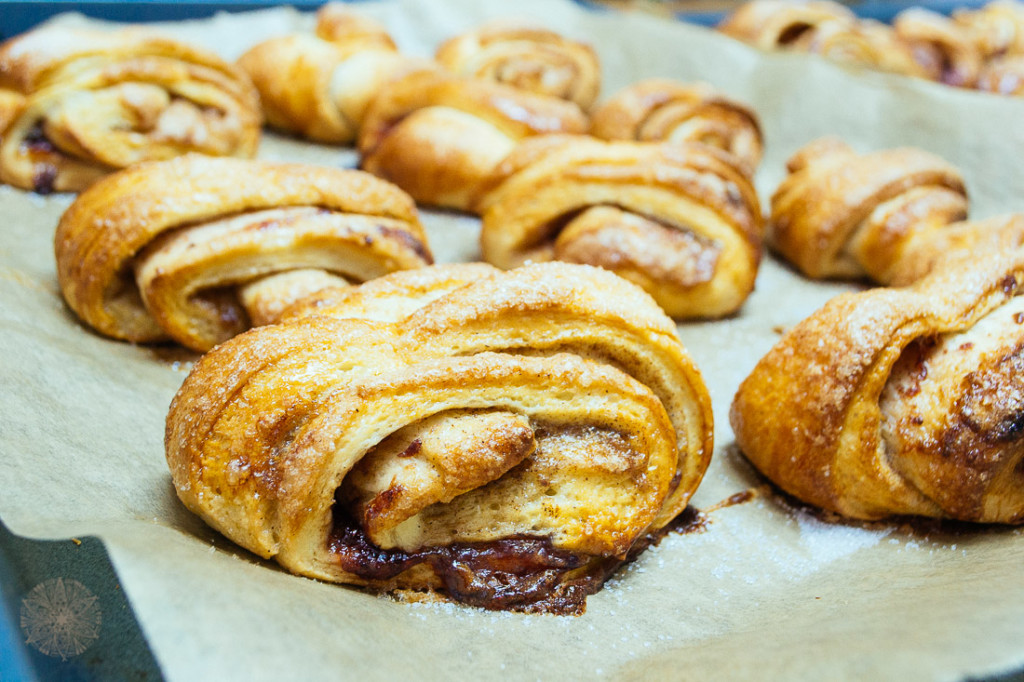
358, 70, 589, 212
893, 8, 983, 86
55, 155, 431, 352
731, 251, 1024, 523
237, 29, 434, 145
314, 4, 397, 50
166, 262, 713, 614
717, 0, 857, 49
0, 26, 260, 193
477, 135, 762, 319
977, 54, 1024, 94
769, 137, 967, 283
434, 22, 601, 110
589, 79, 763, 175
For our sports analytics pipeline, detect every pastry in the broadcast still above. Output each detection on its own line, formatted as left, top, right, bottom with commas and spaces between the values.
55, 155, 431, 352
0, 26, 260, 193
717, 0, 857, 49
314, 3, 397, 50
769, 137, 967, 283
889, 214, 1024, 285
893, 8, 983, 86
166, 262, 714, 613
731, 251, 1024, 523
977, 54, 1024, 94
358, 70, 588, 212
589, 79, 763, 175
237, 23, 433, 144
787, 18, 928, 77
477, 135, 762, 319
954, 0, 1024, 61
435, 22, 601, 110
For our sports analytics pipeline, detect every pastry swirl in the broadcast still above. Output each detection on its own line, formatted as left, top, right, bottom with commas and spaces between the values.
166, 262, 713, 613
435, 22, 601, 110
717, 0, 857, 49
55, 155, 431, 351
953, 0, 1024, 61
0, 26, 260, 193
477, 135, 762, 319
589, 79, 763, 175
358, 70, 589, 212
769, 137, 967, 283
314, 4, 397, 50
731, 251, 1024, 523
893, 8, 983, 86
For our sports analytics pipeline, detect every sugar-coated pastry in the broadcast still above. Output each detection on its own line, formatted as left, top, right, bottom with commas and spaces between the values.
788, 18, 929, 77
953, 0, 1024, 60
0, 26, 260, 193
237, 31, 434, 145
314, 3, 397, 50
166, 262, 713, 614
731, 251, 1024, 523
717, 0, 857, 49
893, 8, 983, 86
589, 79, 763, 174
435, 21, 601, 110
977, 54, 1024, 94
477, 136, 762, 319
55, 155, 431, 352
358, 70, 588, 212
889, 214, 1024, 285
769, 137, 967, 283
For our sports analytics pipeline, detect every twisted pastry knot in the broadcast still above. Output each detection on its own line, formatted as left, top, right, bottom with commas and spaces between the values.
357, 70, 589, 212
769, 137, 967, 283
55, 155, 431, 352
893, 8, 983, 86
977, 54, 1024, 94
434, 22, 601, 111
477, 135, 762, 319
731, 252, 1024, 523
787, 18, 928, 77
166, 262, 713, 613
953, 0, 1024, 61
0, 26, 260, 193
717, 0, 857, 49
237, 21, 433, 145
589, 79, 763, 175
314, 3, 397, 50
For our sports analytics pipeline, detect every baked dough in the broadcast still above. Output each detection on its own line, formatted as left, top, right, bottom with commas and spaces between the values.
435, 21, 601, 110
977, 54, 1024, 94
358, 70, 589, 211
769, 137, 967, 283
953, 0, 1024, 61
589, 79, 762, 175
731, 251, 1024, 523
893, 8, 982, 86
166, 262, 713, 613
0, 26, 260, 193
55, 155, 431, 351
477, 135, 762, 319
717, 0, 857, 49
314, 3, 397, 50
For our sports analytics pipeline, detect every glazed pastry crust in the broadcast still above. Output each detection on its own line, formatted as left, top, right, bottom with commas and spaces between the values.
731, 251, 1024, 522
478, 135, 762, 319
358, 70, 589, 211
769, 137, 967, 282
55, 155, 430, 351
0, 26, 260, 192
166, 262, 713, 609
435, 22, 601, 110
589, 79, 763, 175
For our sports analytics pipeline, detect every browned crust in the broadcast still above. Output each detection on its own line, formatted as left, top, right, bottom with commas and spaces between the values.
315, 3, 397, 49
54, 155, 426, 348
893, 7, 983, 86
717, 0, 856, 48
730, 250, 1024, 522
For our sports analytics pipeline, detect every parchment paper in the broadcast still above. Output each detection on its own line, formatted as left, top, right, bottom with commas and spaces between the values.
1, 1, 1023, 679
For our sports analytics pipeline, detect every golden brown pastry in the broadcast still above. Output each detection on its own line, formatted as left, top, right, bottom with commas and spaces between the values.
890, 214, 1024, 285
977, 54, 1024, 94
166, 262, 714, 613
717, 0, 857, 49
0, 26, 260, 193
788, 18, 929, 77
954, 0, 1024, 61
589, 79, 763, 175
769, 137, 967, 283
314, 3, 397, 50
893, 8, 983, 86
435, 21, 601, 110
237, 24, 433, 144
358, 70, 589, 212
731, 251, 1024, 523
55, 155, 431, 352
477, 135, 762, 319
